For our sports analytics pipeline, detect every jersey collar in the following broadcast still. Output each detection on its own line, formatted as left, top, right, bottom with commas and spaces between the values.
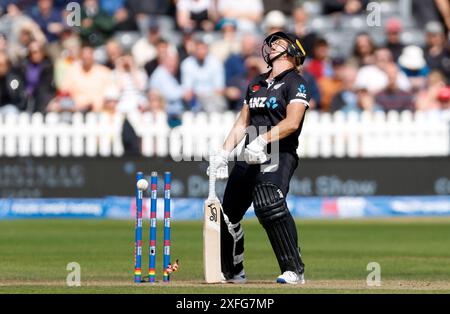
260, 67, 296, 84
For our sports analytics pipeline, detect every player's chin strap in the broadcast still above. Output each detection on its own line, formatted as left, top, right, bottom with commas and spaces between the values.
267, 50, 287, 68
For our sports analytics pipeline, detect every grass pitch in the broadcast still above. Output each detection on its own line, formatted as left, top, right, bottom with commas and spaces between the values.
1, 218, 450, 294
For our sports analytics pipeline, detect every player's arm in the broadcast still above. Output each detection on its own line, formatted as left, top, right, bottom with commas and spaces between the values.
261, 103, 307, 143
262, 78, 310, 143
209, 104, 250, 179
222, 104, 250, 152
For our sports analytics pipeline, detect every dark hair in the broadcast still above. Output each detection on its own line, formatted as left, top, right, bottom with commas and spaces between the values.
27, 40, 48, 59
156, 38, 168, 46
81, 42, 95, 50
352, 32, 376, 58
313, 38, 328, 48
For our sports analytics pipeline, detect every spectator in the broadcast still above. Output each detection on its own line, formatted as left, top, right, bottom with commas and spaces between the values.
318, 57, 346, 111
305, 38, 333, 81
263, 10, 286, 35
355, 87, 382, 112
125, 0, 170, 34
101, 85, 142, 156
415, 70, 447, 111
131, 21, 160, 68
79, 0, 116, 47
149, 52, 185, 128
355, 48, 411, 94
177, 29, 196, 62
424, 21, 450, 82
176, 0, 216, 32
181, 36, 226, 112
217, 0, 263, 33
100, 0, 125, 17
223, 32, 265, 110
356, 88, 380, 112
0, 51, 26, 113
224, 33, 260, 86
412, 0, 449, 33
384, 18, 404, 62
112, 53, 147, 113
225, 56, 262, 111
102, 85, 120, 114
46, 90, 76, 113
60, 45, 113, 112
398, 45, 430, 92
350, 32, 376, 67
143, 89, 165, 114
21, 40, 55, 112
210, 18, 241, 62
289, 6, 317, 56
0, 32, 7, 52
100, 0, 137, 31
7, 17, 46, 65
104, 39, 123, 69
54, 32, 81, 90
322, 0, 369, 15
332, 69, 382, 113
144, 38, 176, 78
262, 0, 295, 15
225, 57, 262, 111
0, 0, 23, 36
374, 64, 414, 112
28, 0, 64, 44
330, 65, 358, 112
437, 86, 450, 109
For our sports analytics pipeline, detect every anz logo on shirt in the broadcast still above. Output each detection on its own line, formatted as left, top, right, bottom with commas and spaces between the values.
248, 97, 279, 110
296, 84, 307, 99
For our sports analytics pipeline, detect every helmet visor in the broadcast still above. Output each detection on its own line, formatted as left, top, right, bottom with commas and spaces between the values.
262, 34, 290, 66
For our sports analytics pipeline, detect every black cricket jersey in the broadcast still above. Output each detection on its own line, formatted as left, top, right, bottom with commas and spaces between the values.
243, 68, 311, 153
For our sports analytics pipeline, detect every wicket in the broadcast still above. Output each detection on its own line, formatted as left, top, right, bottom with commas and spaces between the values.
134, 171, 177, 283
148, 172, 158, 283
163, 172, 171, 282
134, 172, 144, 283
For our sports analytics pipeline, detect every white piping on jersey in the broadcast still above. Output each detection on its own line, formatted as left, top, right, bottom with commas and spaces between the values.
290, 99, 310, 108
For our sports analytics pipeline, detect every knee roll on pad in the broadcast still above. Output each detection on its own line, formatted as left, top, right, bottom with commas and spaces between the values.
253, 183, 287, 223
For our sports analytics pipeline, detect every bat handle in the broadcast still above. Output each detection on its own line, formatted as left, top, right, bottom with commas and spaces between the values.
208, 151, 216, 199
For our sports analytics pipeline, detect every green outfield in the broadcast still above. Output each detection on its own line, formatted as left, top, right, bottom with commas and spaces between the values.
1, 218, 450, 294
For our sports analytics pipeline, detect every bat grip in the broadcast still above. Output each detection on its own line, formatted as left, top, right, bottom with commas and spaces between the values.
208, 151, 216, 199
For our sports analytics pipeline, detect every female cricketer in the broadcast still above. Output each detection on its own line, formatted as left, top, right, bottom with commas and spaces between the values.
210, 31, 311, 284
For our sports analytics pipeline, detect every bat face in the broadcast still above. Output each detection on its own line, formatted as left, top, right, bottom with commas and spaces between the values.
203, 198, 222, 283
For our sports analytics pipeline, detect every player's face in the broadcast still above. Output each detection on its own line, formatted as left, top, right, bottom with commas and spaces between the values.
270, 39, 289, 58
262, 35, 292, 66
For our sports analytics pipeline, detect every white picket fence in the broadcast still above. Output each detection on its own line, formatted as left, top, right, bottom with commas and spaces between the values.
0, 110, 449, 158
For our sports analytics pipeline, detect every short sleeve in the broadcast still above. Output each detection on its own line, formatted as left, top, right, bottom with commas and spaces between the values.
286, 76, 311, 108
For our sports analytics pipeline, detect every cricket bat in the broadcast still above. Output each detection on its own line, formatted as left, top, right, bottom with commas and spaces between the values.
203, 153, 222, 283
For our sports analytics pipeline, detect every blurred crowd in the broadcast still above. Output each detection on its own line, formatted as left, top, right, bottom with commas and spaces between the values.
0, 0, 449, 128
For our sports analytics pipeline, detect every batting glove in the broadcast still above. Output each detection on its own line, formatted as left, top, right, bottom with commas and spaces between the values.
207, 149, 230, 180
244, 135, 268, 164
